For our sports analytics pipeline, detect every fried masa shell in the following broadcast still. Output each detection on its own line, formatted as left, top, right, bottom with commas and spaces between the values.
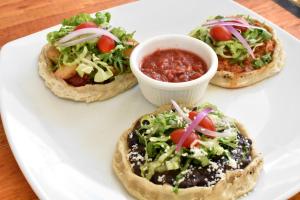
38, 44, 137, 103
112, 105, 263, 200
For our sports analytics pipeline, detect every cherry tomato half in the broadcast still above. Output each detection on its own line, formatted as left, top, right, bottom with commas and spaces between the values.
170, 129, 199, 148
97, 35, 116, 53
188, 111, 216, 131
74, 22, 98, 30
210, 25, 232, 41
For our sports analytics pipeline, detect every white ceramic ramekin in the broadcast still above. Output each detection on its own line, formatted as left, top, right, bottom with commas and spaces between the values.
130, 34, 218, 106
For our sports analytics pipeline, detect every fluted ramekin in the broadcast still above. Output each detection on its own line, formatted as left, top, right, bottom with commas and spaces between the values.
130, 34, 218, 106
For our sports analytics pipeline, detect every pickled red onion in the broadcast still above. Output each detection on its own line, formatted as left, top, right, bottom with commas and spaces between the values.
58, 34, 99, 47
57, 28, 120, 46
205, 17, 249, 26
203, 22, 267, 32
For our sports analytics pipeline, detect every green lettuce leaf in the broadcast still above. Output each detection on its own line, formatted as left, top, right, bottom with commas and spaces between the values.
252, 53, 272, 68
62, 12, 111, 26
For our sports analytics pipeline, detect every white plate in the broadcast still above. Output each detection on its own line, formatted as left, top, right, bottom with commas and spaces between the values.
1, 0, 300, 199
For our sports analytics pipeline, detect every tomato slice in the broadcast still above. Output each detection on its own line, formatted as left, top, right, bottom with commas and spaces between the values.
97, 35, 116, 53
170, 129, 199, 148
74, 22, 98, 30
210, 25, 232, 41
188, 111, 216, 131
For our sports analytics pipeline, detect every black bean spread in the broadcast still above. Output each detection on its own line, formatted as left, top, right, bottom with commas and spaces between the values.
126, 105, 252, 190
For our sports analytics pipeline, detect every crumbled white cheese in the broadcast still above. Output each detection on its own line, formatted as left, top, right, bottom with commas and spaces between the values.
210, 161, 218, 170
127, 151, 137, 159
207, 179, 217, 187
127, 151, 144, 162
157, 175, 165, 183
231, 149, 238, 154
228, 158, 237, 169
183, 107, 191, 114
215, 169, 225, 179
134, 154, 144, 162
129, 133, 133, 139
190, 147, 208, 157
189, 165, 195, 170
176, 116, 184, 124
181, 153, 188, 157
132, 144, 138, 150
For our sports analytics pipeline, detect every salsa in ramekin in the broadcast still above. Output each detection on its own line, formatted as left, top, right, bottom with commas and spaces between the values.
141, 49, 208, 83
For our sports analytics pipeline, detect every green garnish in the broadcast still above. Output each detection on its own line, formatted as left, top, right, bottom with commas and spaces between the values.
46, 12, 135, 83
190, 15, 274, 68
252, 53, 272, 68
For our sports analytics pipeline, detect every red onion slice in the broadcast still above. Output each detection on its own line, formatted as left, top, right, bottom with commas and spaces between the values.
58, 28, 120, 45
59, 34, 100, 47
176, 108, 212, 152
194, 126, 216, 137
203, 22, 266, 32
226, 25, 255, 59
205, 17, 249, 26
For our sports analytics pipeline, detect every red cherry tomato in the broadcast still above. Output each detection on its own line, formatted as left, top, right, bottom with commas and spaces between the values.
170, 129, 199, 148
210, 25, 232, 41
188, 111, 216, 131
97, 35, 116, 53
74, 22, 98, 30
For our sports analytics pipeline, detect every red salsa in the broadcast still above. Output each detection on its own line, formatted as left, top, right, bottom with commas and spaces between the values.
141, 49, 207, 82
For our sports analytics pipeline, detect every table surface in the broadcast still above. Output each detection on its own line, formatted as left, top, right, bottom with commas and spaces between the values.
0, 0, 299, 199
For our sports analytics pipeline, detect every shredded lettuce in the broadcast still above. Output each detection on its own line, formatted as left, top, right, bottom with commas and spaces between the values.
189, 148, 210, 166
136, 104, 243, 182
218, 132, 238, 149
61, 12, 111, 26
47, 26, 74, 45
146, 141, 169, 158
189, 27, 212, 46
244, 28, 272, 45
139, 111, 185, 137
165, 155, 181, 170
252, 53, 272, 69
215, 40, 248, 62
111, 27, 135, 42
141, 145, 176, 180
